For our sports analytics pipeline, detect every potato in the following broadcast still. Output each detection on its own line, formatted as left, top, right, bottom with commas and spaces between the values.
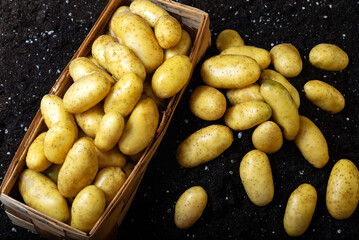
270, 43, 302, 78
189, 85, 227, 121
123, 162, 134, 177
283, 184, 317, 237
68, 57, 115, 84
141, 80, 167, 110
42, 163, 62, 184
87, 55, 104, 70
174, 186, 208, 229
152, 55, 192, 99
252, 121, 283, 154
200, 55, 261, 89
104, 42, 146, 81
294, 115, 329, 168
309, 43, 349, 71
224, 101, 272, 131
96, 147, 126, 169
155, 15, 182, 49
221, 46, 271, 70
63, 72, 111, 114
93, 167, 127, 204
129, 0, 169, 27
259, 69, 300, 108
75, 103, 104, 138
104, 72, 143, 117
110, 12, 163, 73
216, 29, 244, 52
239, 150, 274, 206
18, 169, 69, 222
26, 132, 52, 172
304, 80, 345, 114
118, 98, 159, 155
226, 84, 264, 105
326, 159, 359, 220
260, 79, 300, 140
44, 120, 77, 164
176, 124, 233, 168
71, 185, 106, 232
57, 138, 98, 198
91, 34, 117, 70
164, 29, 192, 60
94, 111, 125, 152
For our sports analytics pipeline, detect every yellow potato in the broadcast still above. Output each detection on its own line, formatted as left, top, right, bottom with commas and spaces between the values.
68, 57, 115, 84
71, 185, 106, 232
57, 138, 98, 198
200, 55, 261, 89
42, 163, 62, 184
224, 101, 272, 131
43, 120, 77, 164
270, 43, 302, 78
110, 12, 163, 73
164, 29, 192, 60
252, 121, 283, 154
239, 150, 274, 206
260, 79, 300, 140
176, 124, 233, 168
304, 80, 345, 114
216, 29, 244, 52
141, 80, 167, 110
91, 34, 117, 70
309, 43, 349, 71
294, 115, 329, 168
18, 169, 69, 222
26, 132, 52, 172
152, 55, 192, 99
226, 84, 264, 105
96, 147, 126, 169
221, 46, 271, 70
129, 0, 169, 27
95, 112, 125, 152
63, 72, 111, 114
326, 159, 359, 220
123, 162, 135, 177
174, 186, 207, 229
283, 184, 317, 237
104, 42, 146, 81
87, 55, 104, 70
118, 98, 159, 155
259, 69, 300, 108
155, 15, 182, 49
104, 72, 143, 117
75, 103, 104, 138
93, 167, 127, 204
189, 85, 227, 121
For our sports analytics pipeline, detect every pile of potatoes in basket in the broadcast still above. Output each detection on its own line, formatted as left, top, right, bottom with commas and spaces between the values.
174, 29, 358, 237
18, 0, 194, 232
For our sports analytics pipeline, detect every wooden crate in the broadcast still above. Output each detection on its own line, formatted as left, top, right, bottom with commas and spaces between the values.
0, 0, 211, 239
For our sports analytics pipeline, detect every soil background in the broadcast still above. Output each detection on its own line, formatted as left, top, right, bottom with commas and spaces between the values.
1, 0, 358, 239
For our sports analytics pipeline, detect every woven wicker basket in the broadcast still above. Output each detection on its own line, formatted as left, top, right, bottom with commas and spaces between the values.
0, 0, 211, 239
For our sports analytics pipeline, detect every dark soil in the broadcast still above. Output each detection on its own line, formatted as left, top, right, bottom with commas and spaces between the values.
1, 0, 358, 239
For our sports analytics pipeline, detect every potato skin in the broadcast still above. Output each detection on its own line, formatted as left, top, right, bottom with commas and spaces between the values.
326, 159, 359, 220
270, 43, 302, 78
26, 132, 52, 171
252, 121, 283, 154
201, 55, 261, 89
152, 55, 192, 99
226, 84, 264, 105
283, 184, 317, 237
96, 147, 126, 169
71, 185, 106, 232
18, 169, 69, 222
260, 79, 300, 140
294, 115, 329, 168
189, 85, 227, 121
91, 34, 117, 70
75, 103, 104, 138
224, 101, 272, 131
304, 80, 345, 114
239, 150, 274, 206
309, 43, 349, 71
155, 15, 182, 49
216, 29, 244, 52
129, 0, 169, 27
164, 29, 192, 60
176, 124, 233, 168
174, 186, 208, 229
63, 72, 111, 114
58, 138, 98, 198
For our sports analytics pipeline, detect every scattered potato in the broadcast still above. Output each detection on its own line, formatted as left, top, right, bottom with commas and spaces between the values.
309, 43, 349, 71
270, 43, 302, 78
226, 84, 264, 105
252, 121, 283, 154
216, 29, 244, 52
